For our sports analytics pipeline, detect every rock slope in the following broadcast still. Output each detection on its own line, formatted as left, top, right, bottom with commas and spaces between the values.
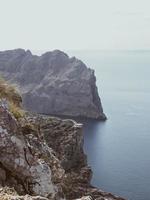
0, 49, 106, 120
0, 100, 125, 200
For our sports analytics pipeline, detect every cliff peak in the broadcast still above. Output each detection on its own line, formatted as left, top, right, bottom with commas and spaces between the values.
0, 49, 106, 120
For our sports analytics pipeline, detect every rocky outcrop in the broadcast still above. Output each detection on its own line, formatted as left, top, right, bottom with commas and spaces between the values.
0, 98, 125, 200
0, 187, 50, 200
25, 114, 86, 171
0, 101, 65, 199
0, 49, 106, 120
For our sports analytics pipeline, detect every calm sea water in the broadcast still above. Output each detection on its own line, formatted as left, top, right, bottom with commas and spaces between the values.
68, 50, 150, 200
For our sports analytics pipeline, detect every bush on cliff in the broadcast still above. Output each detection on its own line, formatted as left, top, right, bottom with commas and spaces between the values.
0, 77, 24, 119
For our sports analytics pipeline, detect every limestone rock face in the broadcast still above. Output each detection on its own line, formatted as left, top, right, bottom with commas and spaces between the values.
0, 101, 65, 199
0, 98, 124, 200
23, 114, 126, 200
0, 49, 106, 120
25, 114, 86, 171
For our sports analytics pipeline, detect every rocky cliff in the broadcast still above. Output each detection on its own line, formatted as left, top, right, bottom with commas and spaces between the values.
0, 49, 106, 120
0, 101, 125, 200
0, 81, 125, 200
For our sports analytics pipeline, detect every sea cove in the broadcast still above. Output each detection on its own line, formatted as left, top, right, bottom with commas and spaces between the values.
71, 50, 150, 200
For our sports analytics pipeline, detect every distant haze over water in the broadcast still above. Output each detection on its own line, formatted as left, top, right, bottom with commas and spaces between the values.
68, 50, 150, 200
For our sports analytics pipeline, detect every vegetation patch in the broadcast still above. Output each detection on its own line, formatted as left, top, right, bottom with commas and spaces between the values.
0, 77, 24, 120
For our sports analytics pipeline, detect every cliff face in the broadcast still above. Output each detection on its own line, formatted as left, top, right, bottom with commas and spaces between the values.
0, 100, 125, 200
0, 101, 64, 199
0, 49, 106, 120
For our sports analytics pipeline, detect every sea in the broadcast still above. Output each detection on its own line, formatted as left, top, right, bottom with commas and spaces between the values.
68, 50, 150, 200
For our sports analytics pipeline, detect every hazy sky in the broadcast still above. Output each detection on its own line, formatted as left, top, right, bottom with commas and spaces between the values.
0, 0, 150, 51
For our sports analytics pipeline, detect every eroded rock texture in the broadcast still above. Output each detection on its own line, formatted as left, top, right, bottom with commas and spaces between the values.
0, 100, 125, 200
0, 101, 64, 199
0, 49, 106, 120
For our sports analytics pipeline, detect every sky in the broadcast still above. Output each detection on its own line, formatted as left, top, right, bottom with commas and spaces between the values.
0, 0, 150, 51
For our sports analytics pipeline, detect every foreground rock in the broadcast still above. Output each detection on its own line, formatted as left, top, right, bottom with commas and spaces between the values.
0, 99, 125, 200
0, 101, 65, 199
0, 187, 49, 200
0, 49, 106, 120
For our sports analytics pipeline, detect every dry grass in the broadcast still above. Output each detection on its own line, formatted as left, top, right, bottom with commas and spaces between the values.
9, 102, 24, 120
0, 77, 24, 119
0, 78, 22, 106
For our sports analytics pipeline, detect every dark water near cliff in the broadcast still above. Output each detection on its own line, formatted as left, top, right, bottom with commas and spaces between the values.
69, 50, 150, 200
